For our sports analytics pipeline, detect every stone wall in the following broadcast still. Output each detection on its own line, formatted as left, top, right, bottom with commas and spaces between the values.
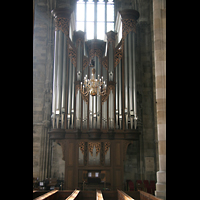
33, 0, 49, 179
33, 0, 73, 181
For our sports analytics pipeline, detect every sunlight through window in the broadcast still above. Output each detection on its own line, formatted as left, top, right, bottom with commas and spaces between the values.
76, 0, 114, 40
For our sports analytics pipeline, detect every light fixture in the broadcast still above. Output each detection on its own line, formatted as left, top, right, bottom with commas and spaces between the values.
80, 59, 107, 97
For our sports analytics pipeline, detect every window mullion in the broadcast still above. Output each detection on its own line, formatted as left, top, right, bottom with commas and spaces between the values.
105, 0, 107, 34
84, 0, 86, 33
94, 0, 97, 39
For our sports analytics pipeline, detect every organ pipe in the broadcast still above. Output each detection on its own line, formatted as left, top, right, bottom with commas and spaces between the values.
50, 9, 139, 132
124, 36, 128, 129
97, 59, 101, 129
128, 32, 134, 129
118, 60, 122, 129
51, 30, 58, 129
61, 34, 67, 128
115, 60, 118, 129
71, 63, 75, 128
67, 59, 72, 128
51, 8, 72, 130
132, 31, 138, 129
56, 30, 63, 128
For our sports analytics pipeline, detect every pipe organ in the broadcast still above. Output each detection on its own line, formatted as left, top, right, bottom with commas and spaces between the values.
50, 8, 140, 133
49, 8, 141, 190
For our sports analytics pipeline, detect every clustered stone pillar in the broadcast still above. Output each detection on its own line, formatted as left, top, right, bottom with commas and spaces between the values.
153, 0, 166, 199
51, 8, 72, 129
119, 9, 139, 130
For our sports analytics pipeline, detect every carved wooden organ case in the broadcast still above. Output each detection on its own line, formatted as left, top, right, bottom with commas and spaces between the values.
49, 8, 141, 190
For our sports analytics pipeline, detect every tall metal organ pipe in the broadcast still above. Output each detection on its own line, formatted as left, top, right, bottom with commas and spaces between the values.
97, 59, 101, 129
67, 59, 72, 128
71, 62, 75, 128
51, 30, 58, 129
128, 32, 134, 129
118, 59, 122, 129
115, 60, 118, 129
56, 30, 63, 128
61, 34, 67, 128
76, 42, 83, 129
124, 36, 129, 129
132, 31, 137, 129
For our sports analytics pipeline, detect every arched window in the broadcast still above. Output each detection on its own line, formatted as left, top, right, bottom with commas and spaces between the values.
76, 0, 115, 40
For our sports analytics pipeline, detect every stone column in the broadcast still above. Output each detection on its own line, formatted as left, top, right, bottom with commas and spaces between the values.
153, 0, 166, 199
51, 8, 72, 129
119, 9, 139, 130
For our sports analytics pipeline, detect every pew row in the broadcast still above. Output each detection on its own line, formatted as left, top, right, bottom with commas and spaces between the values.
96, 190, 104, 200
34, 189, 58, 200
33, 189, 80, 200
138, 190, 162, 200
65, 189, 80, 200
117, 190, 134, 200
33, 190, 50, 199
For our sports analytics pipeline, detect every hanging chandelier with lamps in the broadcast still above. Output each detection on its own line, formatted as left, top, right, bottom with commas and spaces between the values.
79, 59, 107, 97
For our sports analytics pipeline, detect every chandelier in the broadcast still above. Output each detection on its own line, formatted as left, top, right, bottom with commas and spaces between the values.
80, 60, 107, 97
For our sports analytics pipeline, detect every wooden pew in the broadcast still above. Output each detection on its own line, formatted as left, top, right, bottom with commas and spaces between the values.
96, 190, 104, 200
65, 189, 80, 200
117, 190, 134, 200
34, 189, 58, 200
33, 190, 50, 199
138, 190, 162, 200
